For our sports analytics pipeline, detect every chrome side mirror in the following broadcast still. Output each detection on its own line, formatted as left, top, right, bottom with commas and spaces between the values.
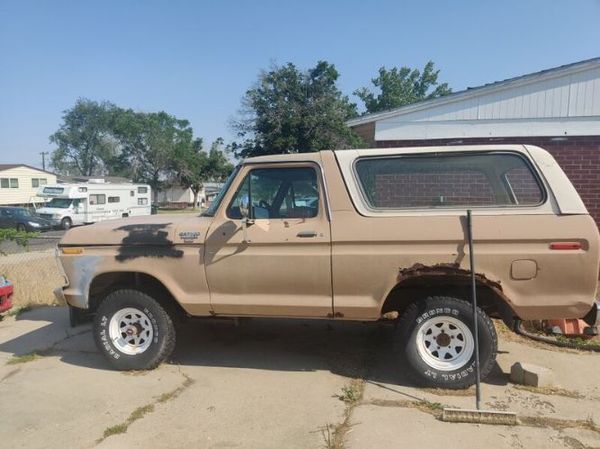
239, 195, 250, 219
239, 195, 253, 243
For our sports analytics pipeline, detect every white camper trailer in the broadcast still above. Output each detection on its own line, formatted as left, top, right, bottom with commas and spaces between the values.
36, 182, 151, 229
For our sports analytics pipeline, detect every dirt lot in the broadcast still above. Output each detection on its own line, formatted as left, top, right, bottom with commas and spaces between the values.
0, 307, 599, 449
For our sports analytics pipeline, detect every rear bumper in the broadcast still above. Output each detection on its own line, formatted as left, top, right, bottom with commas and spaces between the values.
583, 301, 600, 327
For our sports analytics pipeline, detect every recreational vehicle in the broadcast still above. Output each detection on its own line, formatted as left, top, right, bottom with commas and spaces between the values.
36, 182, 151, 229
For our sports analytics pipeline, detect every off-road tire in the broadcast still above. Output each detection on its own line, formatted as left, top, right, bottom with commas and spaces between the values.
93, 289, 176, 370
394, 296, 497, 389
61, 217, 72, 230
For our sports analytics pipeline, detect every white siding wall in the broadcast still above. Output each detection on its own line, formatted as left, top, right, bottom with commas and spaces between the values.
0, 167, 57, 205
375, 65, 600, 141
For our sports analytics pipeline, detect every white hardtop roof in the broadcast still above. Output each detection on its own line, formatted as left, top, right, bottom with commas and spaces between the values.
347, 57, 600, 127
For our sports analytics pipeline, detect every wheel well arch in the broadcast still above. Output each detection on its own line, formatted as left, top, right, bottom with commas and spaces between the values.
88, 271, 188, 320
380, 264, 518, 328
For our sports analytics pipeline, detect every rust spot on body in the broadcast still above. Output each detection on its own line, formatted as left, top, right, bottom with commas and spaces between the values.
397, 263, 503, 290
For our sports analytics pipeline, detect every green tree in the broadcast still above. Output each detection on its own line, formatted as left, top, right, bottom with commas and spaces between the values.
174, 137, 234, 209
355, 61, 452, 114
231, 61, 362, 158
50, 99, 118, 175
114, 110, 194, 202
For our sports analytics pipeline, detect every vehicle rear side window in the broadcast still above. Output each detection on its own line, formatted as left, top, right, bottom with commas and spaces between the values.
355, 153, 544, 209
108, 196, 120, 203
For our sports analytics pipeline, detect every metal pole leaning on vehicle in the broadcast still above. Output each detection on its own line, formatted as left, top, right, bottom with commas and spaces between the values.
441, 210, 518, 425
467, 209, 482, 410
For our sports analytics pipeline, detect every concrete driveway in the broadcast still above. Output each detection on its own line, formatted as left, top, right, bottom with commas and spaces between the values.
0, 307, 599, 449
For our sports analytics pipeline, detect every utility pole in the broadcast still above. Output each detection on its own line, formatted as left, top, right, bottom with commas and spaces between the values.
40, 151, 49, 171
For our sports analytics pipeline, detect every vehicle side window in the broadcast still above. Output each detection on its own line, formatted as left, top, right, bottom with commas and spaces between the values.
355, 153, 544, 209
89, 194, 106, 205
138, 187, 148, 194
227, 167, 319, 219
503, 167, 544, 205
138, 198, 148, 205
108, 196, 120, 203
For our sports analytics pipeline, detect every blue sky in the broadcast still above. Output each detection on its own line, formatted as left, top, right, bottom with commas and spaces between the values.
1, 0, 599, 168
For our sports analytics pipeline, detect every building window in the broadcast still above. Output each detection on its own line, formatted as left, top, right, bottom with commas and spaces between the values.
138, 198, 148, 205
108, 196, 120, 203
0, 178, 8, 188
32, 178, 47, 188
89, 194, 106, 205
9, 178, 18, 188
354, 152, 544, 209
138, 186, 148, 194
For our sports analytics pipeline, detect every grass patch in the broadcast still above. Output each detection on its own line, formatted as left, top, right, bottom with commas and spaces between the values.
335, 380, 363, 404
102, 423, 128, 438
99, 404, 155, 442
6, 351, 44, 365
5, 305, 32, 318
513, 384, 584, 399
98, 373, 194, 443
555, 335, 600, 350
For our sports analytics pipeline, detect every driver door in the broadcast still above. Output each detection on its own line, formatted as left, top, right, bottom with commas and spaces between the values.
204, 163, 333, 317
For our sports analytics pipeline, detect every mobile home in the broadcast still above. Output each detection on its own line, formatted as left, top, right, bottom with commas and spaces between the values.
36, 182, 151, 229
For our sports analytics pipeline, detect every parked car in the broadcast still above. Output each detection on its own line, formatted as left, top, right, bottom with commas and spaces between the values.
55, 145, 600, 389
0, 206, 53, 232
0, 276, 13, 314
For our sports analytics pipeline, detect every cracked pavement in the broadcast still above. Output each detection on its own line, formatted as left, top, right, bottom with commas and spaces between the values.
1, 307, 599, 449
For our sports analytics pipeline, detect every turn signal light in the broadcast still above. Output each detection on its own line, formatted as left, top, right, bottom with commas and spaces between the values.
61, 247, 84, 255
549, 242, 582, 250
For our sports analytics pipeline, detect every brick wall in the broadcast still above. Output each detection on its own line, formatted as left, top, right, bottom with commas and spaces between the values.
377, 136, 600, 226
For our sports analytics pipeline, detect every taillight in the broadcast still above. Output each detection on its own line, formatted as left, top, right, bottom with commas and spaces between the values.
549, 242, 582, 250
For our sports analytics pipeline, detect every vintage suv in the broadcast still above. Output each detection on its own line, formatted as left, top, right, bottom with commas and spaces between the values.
55, 145, 600, 389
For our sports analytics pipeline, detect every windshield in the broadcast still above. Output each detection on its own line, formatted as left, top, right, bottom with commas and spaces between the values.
201, 165, 240, 217
46, 198, 73, 209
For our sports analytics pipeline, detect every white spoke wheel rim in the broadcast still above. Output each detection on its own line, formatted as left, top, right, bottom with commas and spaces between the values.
109, 307, 154, 356
415, 316, 475, 371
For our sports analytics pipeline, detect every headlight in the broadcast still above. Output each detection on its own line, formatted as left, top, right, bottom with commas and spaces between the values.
52, 214, 61, 219
28, 221, 41, 227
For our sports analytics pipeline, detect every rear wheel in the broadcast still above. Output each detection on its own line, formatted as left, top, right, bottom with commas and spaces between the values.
394, 296, 497, 389
61, 217, 72, 230
93, 289, 176, 370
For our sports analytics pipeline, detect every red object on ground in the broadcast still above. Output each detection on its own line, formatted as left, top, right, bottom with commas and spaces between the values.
545, 318, 596, 338
0, 279, 14, 314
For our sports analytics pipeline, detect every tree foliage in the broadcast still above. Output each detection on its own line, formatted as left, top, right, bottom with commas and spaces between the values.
113, 110, 194, 200
173, 137, 234, 209
355, 61, 451, 114
231, 61, 362, 158
50, 99, 118, 176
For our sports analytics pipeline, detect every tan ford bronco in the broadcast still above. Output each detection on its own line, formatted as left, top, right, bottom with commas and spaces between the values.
55, 145, 600, 389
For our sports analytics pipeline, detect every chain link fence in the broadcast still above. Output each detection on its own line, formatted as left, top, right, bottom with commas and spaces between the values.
0, 232, 65, 310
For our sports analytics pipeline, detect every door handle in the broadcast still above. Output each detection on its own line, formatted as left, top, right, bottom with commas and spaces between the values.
297, 231, 317, 238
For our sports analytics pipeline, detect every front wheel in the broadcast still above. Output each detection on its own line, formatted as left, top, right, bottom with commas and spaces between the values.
394, 296, 497, 389
61, 217, 72, 230
93, 290, 176, 370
